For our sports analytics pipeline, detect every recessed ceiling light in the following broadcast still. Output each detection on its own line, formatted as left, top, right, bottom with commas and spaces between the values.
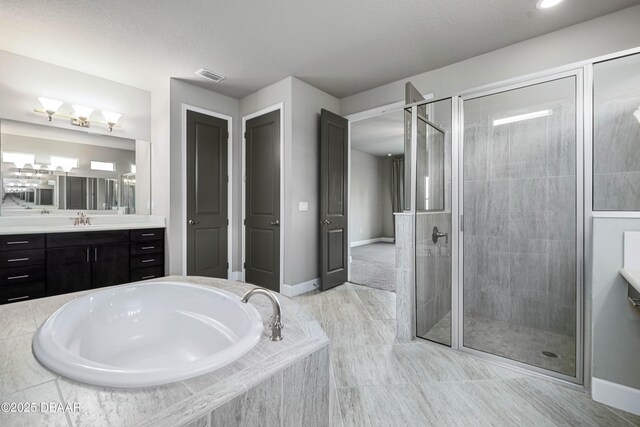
536, 0, 563, 9
195, 68, 226, 83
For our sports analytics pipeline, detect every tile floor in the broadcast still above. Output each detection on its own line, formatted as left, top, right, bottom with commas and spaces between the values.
293, 283, 640, 427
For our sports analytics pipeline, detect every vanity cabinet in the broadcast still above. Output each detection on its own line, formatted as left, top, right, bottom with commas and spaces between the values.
0, 234, 46, 304
0, 228, 165, 304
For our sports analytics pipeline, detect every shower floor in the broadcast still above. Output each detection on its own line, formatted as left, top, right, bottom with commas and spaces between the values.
422, 312, 576, 377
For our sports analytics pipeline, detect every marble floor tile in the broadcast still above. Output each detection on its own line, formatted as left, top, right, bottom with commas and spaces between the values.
353, 288, 396, 320
320, 302, 372, 324
330, 344, 409, 389
0, 303, 36, 340
320, 320, 389, 347
0, 334, 57, 396
337, 383, 430, 427
0, 381, 70, 427
297, 302, 324, 323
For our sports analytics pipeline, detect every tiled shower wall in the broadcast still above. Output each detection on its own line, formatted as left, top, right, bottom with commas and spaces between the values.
594, 95, 640, 210
463, 102, 577, 337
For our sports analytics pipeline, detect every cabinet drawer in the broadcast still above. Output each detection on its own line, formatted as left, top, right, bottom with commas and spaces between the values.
0, 234, 45, 252
130, 266, 165, 282
130, 240, 164, 256
0, 249, 45, 268
47, 230, 129, 248
130, 228, 164, 242
131, 254, 163, 269
0, 282, 46, 305
0, 266, 45, 286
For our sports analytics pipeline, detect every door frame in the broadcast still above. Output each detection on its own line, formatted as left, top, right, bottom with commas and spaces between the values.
181, 104, 233, 278
241, 103, 285, 290
344, 93, 433, 282
456, 67, 585, 386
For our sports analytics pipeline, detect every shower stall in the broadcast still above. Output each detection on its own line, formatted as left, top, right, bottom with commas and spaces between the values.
406, 66, 585, 383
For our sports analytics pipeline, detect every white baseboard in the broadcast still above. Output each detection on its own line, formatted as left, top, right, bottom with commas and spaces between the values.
229, 271, 243, 282
592, 377, 640, 416
350, 237, 394, 247
281, 277, 320, 297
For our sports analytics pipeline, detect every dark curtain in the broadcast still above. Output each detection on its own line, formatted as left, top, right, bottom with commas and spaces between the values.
390, 156, 404, 237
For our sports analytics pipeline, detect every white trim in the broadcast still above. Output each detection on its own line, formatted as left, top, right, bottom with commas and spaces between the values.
350, 237, 394, 247
281, 277, 320, 297
592, 211, 640, 219
181, 104, 233, 278
592, 378, 640, 416
229, 271, 243, 281
241, 103, 285, 291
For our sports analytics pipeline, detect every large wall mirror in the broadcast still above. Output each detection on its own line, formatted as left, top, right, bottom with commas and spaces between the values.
0, 119, 151, 216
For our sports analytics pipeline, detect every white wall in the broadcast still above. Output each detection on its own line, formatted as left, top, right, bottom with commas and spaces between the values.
0, 50, 150, 141
591, 217, 640, 415
168, 79, 240, 275
340, 5, 640, 115
289, 78, 340, 285
350, 149, 392, 243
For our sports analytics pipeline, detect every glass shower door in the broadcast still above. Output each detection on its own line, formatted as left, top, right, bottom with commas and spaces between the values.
412, 98, 453, 346
461, 75, 580, 379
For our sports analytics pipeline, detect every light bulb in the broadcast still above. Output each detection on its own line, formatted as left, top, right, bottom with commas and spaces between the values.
72, 104, 94, 120
102, 111, 122, 131
38, 97, 63, 121
536, 0, 563, 9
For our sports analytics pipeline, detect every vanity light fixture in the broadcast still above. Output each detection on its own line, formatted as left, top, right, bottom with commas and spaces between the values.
72, 105, 94, 128
493, 109, 552, 126
2, 152, 35, 170
38, 98, 63, 121
101, 111, 122, 132
34, 98, 123, 132
633, 106, 640, 124
536, 0, 563, 9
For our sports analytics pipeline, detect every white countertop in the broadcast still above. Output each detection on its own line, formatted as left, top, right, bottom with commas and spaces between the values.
0, 214, 165, 235
620, 268, 640, 295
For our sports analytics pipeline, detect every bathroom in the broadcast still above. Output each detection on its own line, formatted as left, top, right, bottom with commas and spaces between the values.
1, 1, 640, 426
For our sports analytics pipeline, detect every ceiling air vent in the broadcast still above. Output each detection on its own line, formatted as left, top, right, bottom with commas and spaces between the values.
195, 68, 226, 83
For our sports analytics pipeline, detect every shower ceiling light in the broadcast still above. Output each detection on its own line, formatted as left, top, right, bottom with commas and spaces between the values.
536, 0, 563, 9
493, 109, 552, 127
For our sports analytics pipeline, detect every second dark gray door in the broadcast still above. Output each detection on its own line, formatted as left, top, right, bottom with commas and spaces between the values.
245, 109, 280, 292
186, 110, 228, 278
320, 109, 349, 290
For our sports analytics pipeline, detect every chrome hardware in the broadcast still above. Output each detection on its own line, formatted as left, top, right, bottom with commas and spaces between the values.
142, 259, 155, 263
7, 258, 29, 262
7, 296, 29, 302
142, 246, 155, 250
7, 241, 29, 245
432, 226, 449, 244
188, 220, 199, 225
40, 208, 50, 214
241, 288, 284, 341
86, 248, 90, 263
321, 219, 331, 226
141, 275, 156, 280
7, 275, 29, 280
270, 220, 280, 226
629, 296, 640, 307
141, 232, 156, 236
72, 212, 91, 226
94, 248, 98, 262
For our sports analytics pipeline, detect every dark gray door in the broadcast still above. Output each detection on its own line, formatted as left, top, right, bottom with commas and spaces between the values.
66, 177, 87, 210
320, 109, 348, 290
186, 110, 228, 278
245, 109, 280, 292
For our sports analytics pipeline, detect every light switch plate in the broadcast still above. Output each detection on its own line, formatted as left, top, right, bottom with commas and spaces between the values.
298, 202, 309, 211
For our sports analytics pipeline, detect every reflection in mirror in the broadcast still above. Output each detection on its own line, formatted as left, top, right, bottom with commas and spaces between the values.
0, 119, 151, 215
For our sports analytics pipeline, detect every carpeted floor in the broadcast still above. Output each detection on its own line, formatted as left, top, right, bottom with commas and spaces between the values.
350, 242, 396, 292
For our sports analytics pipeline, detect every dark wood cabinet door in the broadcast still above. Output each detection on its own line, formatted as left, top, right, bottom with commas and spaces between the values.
91, 243, 130, 289
46, 245, 92, 296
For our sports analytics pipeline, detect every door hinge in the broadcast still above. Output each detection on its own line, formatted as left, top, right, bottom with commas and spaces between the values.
226, 219, 229, 225
243, 219, 246, 225
243, 262, 246, 269
244, 131, 247, 139
227, 175, 229, 183
225, 131, 229, 140
226, 262, 229, 269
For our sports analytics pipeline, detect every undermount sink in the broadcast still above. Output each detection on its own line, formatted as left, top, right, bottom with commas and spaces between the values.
33, 281, 263, 388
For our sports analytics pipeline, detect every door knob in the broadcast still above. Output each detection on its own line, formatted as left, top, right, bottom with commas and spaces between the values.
188, 219, 199, 225
321, 219, 332, 226
270, 220, 280, 226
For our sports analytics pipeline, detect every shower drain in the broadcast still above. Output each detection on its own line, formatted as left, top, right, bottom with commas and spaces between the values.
541, 350, 559, 359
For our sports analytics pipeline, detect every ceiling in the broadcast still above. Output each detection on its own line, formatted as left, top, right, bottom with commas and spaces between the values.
351, 111, 404, 156
0, 0, 638, 99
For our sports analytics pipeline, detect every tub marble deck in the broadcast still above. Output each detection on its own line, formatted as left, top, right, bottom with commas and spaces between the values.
0, 276, 329, 427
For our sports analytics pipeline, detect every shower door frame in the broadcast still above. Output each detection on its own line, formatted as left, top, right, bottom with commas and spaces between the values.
456, 67, 586, 385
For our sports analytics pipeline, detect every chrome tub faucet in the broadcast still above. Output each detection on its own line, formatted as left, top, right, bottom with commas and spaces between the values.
241, 288, 284, 341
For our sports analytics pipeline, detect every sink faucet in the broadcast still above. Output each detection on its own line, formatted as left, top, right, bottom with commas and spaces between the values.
241, 288, 284, 341
40, 208, 50, 214
73, 212, 91, 226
